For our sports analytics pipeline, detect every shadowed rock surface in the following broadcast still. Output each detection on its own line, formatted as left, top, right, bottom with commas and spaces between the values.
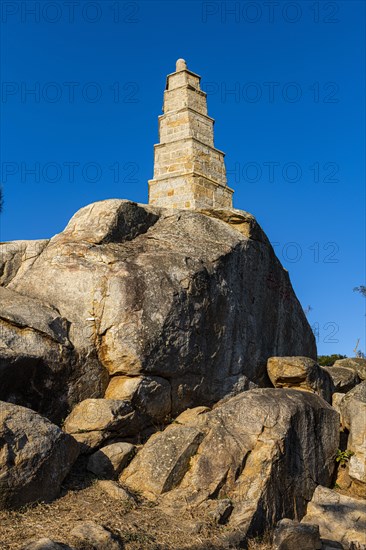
323, 365, 360, 393
0, 286, 107, 424
0, 401, 79, 510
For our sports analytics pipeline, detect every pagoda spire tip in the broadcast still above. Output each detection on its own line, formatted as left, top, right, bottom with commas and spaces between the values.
176, 58, 187, 71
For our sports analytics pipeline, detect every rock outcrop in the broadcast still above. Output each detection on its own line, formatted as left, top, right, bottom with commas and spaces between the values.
0, 401, 79, 509
121, 388, 339, 537
1, 199, 316, 426
267, 356, 333, 402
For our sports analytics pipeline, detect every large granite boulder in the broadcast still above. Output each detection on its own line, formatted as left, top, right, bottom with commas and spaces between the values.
2, 200, 316, 421
121, 388, 339, 538
0, 401, 79, 509
0, 286, 107, 424
267, 356, 333, 402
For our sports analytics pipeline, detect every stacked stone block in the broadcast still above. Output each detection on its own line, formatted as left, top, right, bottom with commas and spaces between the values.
148, 59, 233, 209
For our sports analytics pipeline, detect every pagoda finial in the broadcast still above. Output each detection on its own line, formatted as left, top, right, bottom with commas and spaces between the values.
176, 58, 187, 71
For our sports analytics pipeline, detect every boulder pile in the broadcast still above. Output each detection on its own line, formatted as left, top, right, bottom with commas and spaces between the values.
0, 200, 364, 549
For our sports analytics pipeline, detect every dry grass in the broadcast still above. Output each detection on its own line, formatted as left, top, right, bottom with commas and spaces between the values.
247, 532, 273, 550
0, 458, 242, 550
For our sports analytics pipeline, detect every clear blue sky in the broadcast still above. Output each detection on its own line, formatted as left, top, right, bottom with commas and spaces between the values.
1, 0, 365, 356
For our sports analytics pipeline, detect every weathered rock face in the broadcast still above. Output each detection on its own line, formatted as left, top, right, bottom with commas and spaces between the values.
121, 388, 339, 537
323, 365, 360, 393
267, 356, 333, 402
2, 199, 316, 421
339, 382, 366, 486
0, 402, 79, 509
63, 398, 137, 451
301, 486, 366, 550
0, 286, 107, 424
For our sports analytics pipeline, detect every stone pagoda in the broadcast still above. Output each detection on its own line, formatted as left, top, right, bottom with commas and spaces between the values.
148, 59, 233, 209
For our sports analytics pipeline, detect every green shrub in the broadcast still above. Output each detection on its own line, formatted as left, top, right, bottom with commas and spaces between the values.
336, 449, 354, 466
317, 354, 346, 366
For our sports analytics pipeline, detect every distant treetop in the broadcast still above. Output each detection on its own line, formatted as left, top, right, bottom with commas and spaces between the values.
317, 354, 347, 366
